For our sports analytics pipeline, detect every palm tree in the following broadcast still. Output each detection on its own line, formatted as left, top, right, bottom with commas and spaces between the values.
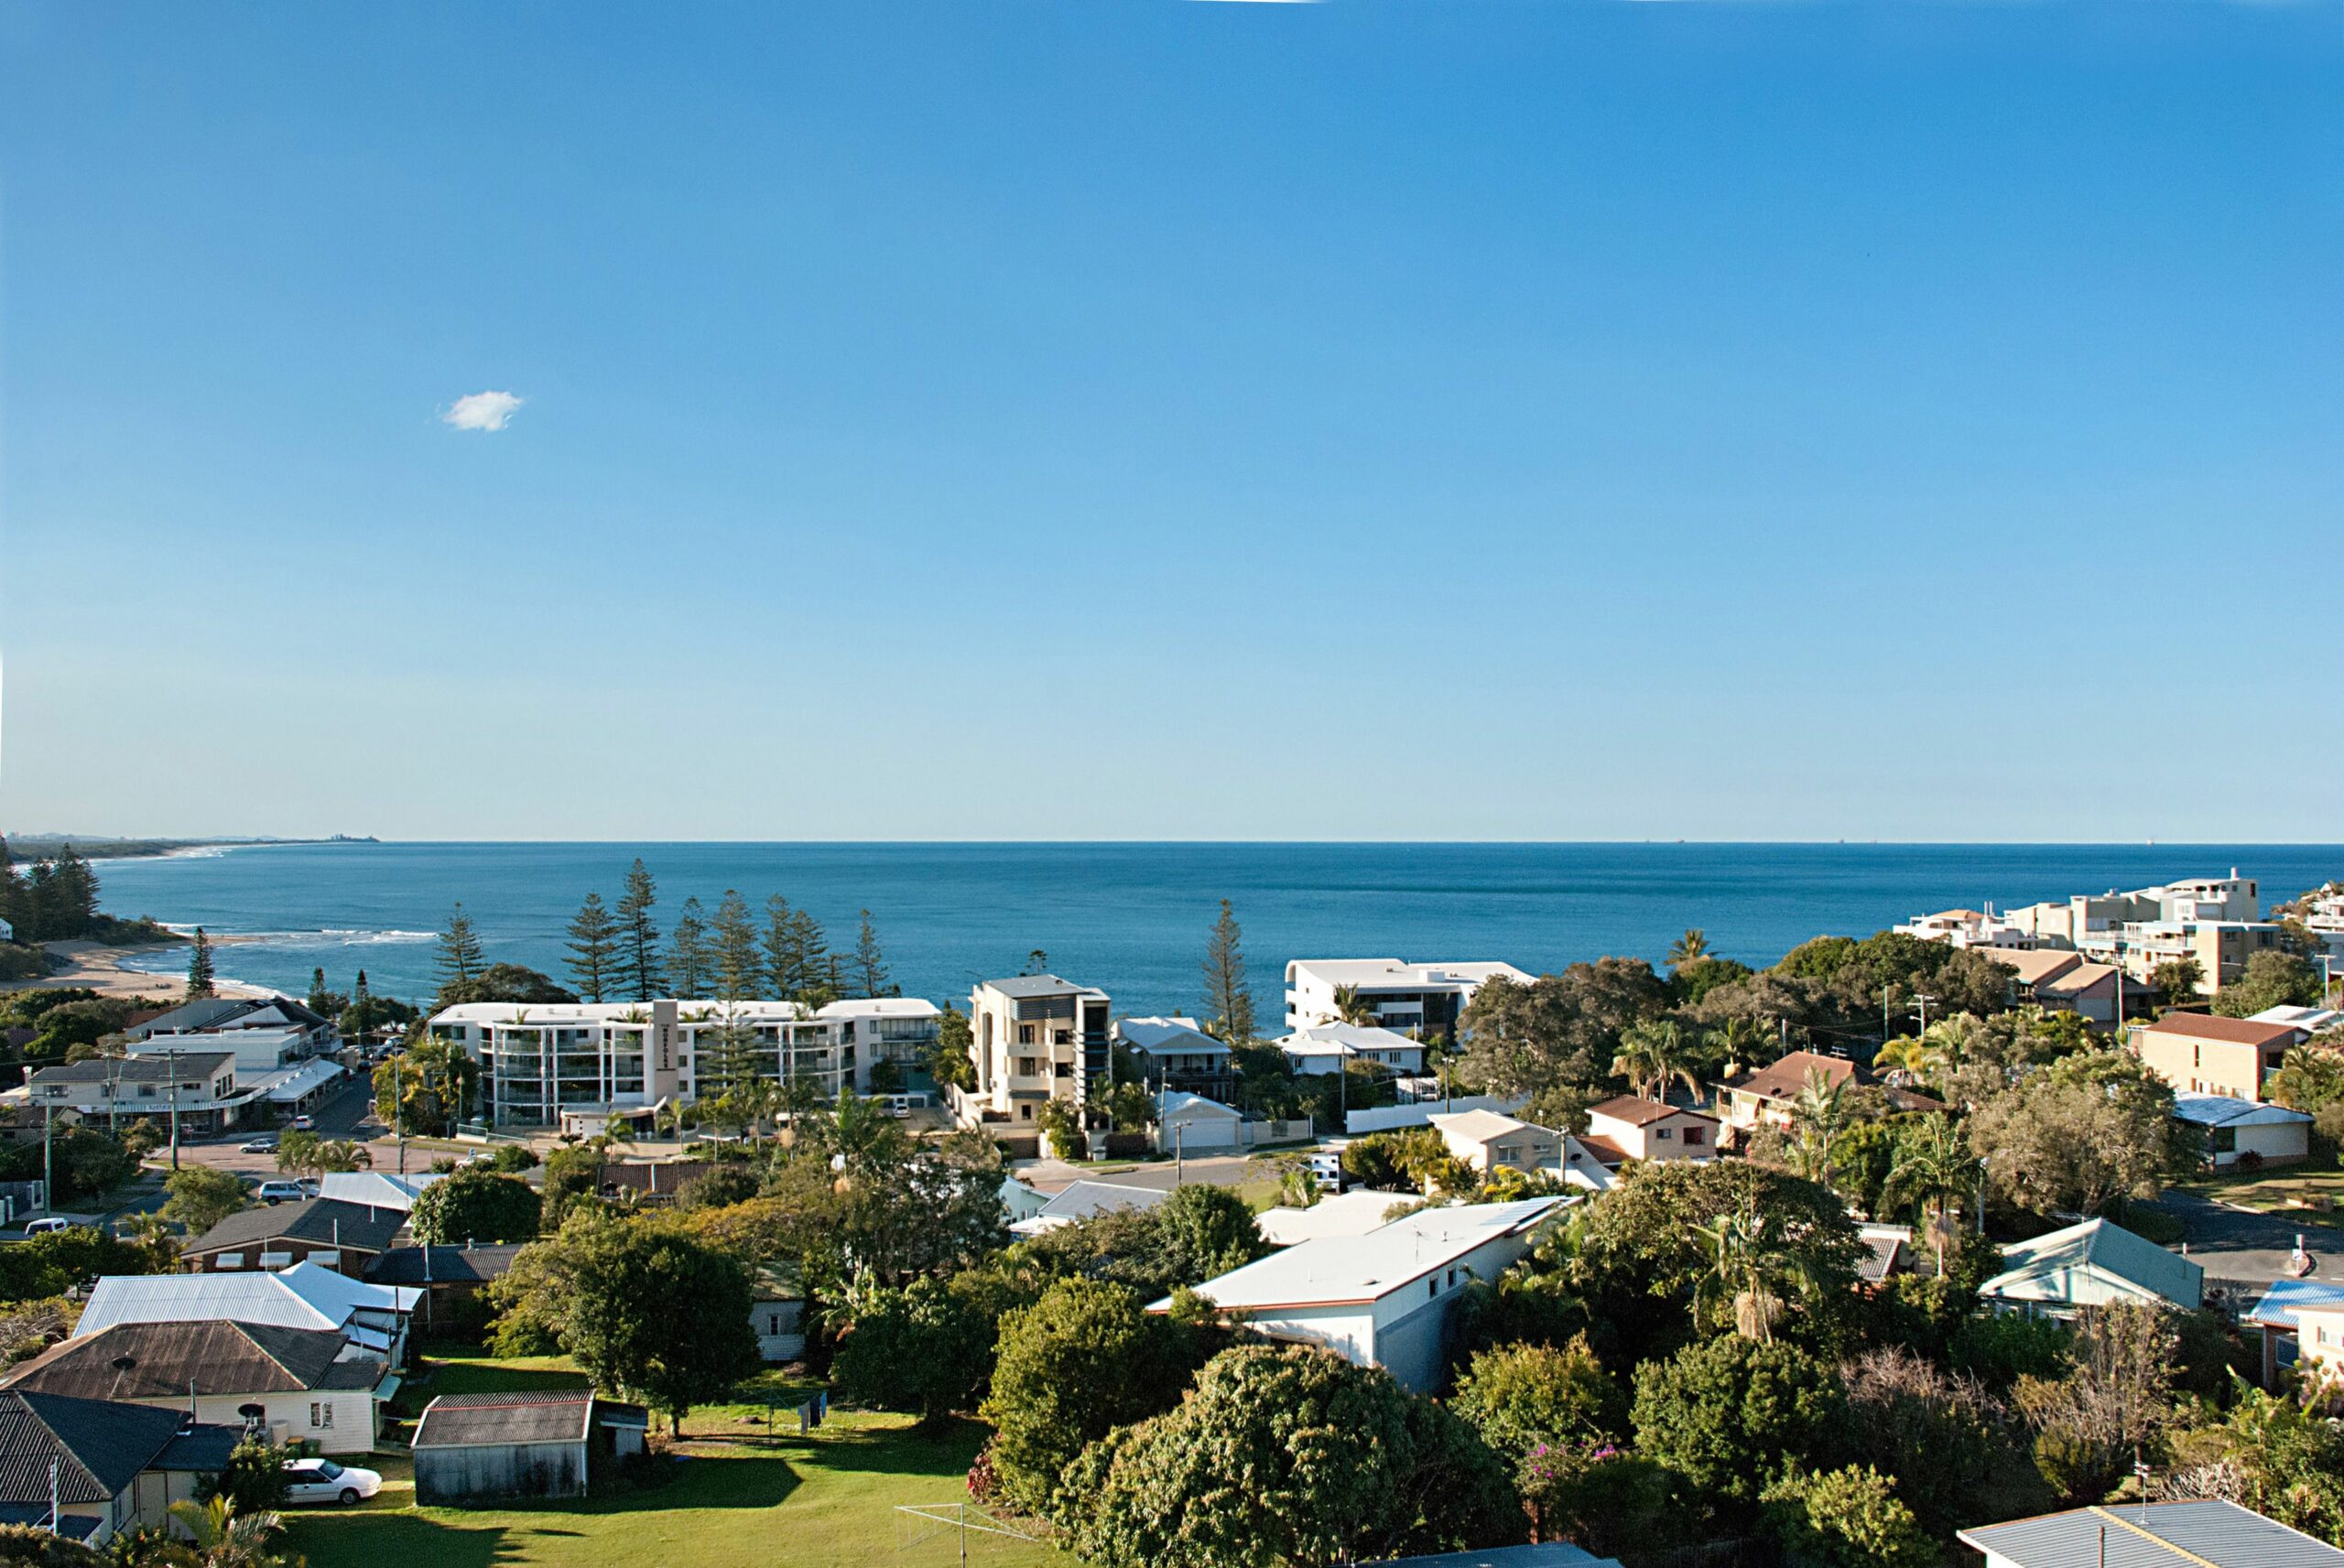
1613, 1020, 1701, 1103
1920, 1012, 1985, 1068
1704, 1016, 1773, 1075
1785, 1066, 1850, 1189
1688, 1204, 1787, 1341
1872, 1034, 1940, 1088
167, 1496, 290, 1568
1883, 1113, 1982, 1275
1331, 984, 1377, 1027
1668, 928, 1710, 968
314, 1139, 372, 1173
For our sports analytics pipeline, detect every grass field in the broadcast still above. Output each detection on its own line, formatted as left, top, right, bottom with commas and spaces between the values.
2184, 1164, 2344, 1228
281, 1354, 1070, 1568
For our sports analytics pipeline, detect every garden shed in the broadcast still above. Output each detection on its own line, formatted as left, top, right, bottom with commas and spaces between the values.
410, 1390, 647, 1504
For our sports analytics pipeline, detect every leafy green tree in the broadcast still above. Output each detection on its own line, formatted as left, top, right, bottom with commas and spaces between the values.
371, 1035, 480, 1136
760, 894, 798, 998
2213, 949, 2323, 1018
852, 910, 893, 1000
1630, 1333, 1849, 1513
1199, 900, 1255, 1043
669, 896, 711, 996
2151, 957, 2205, 1004
410, 1169, 540, 1244
0, 1522, 103, 1565
184, 928, 216, 1000
929, 1003, 977, 1093
561, 1220, 760, 1432
167, 1492, 290, 1565
1065, 1344, 1515, 1568
981, 1277, 1206, 1512
1968, 1050, 2184, 1217
540, 1144, 602, 1226
161, 1165, 248, 1236
204, 1437, 293, 1512
615, 859, 665, 1000
432, 962, 574, 1010
1459, 961, 1670, 1096
1451, 1336, 1619, 1456
433, 904, 484, 990
563, 892, 619, 1003
790, 909, 833, 1004
833, 1271, 993, 1428
1153, 1184, 1269, 1287
1760, 1465, 1934, 1568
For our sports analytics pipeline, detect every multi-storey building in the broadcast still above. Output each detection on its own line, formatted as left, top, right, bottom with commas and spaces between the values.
1283, 958, 1532, 1037
965, 975, 1111, 1124
425, 997, 940, 1129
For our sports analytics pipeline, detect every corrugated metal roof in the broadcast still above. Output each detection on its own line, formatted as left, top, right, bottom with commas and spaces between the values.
2246, 1278, 2344, 1330
0, 1391, 187, 1504
186, 1198, 407, 1258
1978, 1218, 2204, 1311
413, 1390, 603, 1449
1, 1321, 381, 1401
1959, 1501, 2344, 1568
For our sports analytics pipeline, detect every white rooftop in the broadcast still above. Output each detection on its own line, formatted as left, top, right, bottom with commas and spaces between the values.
1428, 1108, 1537, 1143
2251, 1004, 2342, 1033
1172, 1197, 1561, 1311
77, 1262, 421, 1351
429, 996, 937, 1026
1278, 1023, 1424, 1057
240, 1058, 347, 1103
1256, 1189, 1416, 1246
316, 1171, 445, 1211
1158, 1090, 1240, 1119
1115, 1017, 1226, 1054
1287, 958, 1533, 990
2173, 1094, 2315, 1128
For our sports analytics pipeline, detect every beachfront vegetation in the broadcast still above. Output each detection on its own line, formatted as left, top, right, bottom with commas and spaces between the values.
0, 839, 176, 949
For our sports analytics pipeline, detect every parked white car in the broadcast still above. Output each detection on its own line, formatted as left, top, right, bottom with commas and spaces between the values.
19, 1217, 70, 1237
282, 1457, 381, 1506
255, 1180, 308, 1205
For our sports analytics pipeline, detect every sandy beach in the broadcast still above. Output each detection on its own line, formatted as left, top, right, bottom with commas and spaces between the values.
5, 937, 275, 1001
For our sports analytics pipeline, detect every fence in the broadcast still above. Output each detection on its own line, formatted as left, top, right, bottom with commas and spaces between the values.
1344, 1095, 1528, 1137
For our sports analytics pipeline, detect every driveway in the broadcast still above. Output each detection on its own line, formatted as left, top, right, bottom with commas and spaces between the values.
1015, 1151, 1268, 1195
2139, 1187, 2329, 1302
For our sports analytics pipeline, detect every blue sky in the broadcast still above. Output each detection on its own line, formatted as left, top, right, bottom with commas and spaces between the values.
2, 2, 2339, 842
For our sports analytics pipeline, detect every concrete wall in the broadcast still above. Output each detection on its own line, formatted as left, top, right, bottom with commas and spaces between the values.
1345, 1095, 1526, 1137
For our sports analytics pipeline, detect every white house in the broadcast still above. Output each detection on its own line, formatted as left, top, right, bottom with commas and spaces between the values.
317, 1171, 444, 1212
1160, 1198, 1563, 1392
0, 1321, 393, 1454
77, 1262, 421, 1361
1977, 1217, 2204, 1318
1427, 1108, 1560, 1175
2173, 1095, 2314, 1169
1256, 1189, 1413, 1246
1283, 959, 1533, 1038
1113, 1017, 1232, 1084
1007, 1179, 1169, 1238
1155, 1091, 1244, 1153
20, 1051, 245, 1133
1277, 1023, 1427, 1076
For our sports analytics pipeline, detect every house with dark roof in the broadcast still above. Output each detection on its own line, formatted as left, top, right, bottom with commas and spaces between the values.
1714, 1051, 1855, 1142
366, 1244, 523, 1333
411, 1390, 648, 1505
0, 1320, 391, 1454
180, 1198, 407, 1275
18, 1052, 244, 1133
2135, 1013, 2306, 1103
0, 1389, 239, 1547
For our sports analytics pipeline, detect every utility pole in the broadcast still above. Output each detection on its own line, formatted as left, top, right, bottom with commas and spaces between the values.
166, 1048, 182, 1172
393, 1053, 407, 1176
1882, 987, 1894, 1044
41, 1104, 53, 1218
1914, 992, 1937, 1036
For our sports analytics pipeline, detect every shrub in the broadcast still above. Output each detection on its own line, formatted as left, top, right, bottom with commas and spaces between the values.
1630, 1334, 1849, 1517
1761, 1465, 1934, 1568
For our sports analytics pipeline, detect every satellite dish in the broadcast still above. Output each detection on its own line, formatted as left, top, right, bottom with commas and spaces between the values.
236, 1402, 268, 1420
110, 1356, 137, 1373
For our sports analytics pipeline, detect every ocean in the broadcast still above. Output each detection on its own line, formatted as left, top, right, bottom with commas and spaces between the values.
89, 841, 2344, 1017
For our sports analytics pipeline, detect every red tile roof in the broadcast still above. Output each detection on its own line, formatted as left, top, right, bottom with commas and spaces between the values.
2143, 1013, 2299, 1048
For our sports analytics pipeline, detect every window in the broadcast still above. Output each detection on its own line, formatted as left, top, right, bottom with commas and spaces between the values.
310, 1402, 333, 1430
1017, 1024, 1036, 1045
1683, 1126, 1705, 1147
1428, 1279, 1438, 1299
1655, 1127, 1673, 1141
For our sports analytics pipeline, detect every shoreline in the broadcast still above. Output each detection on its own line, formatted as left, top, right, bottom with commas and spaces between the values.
2, 937, 276, 1002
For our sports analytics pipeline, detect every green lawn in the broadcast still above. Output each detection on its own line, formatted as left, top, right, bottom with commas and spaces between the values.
285, 1355, 1072, 1568
2183, 1164, 2344, 1227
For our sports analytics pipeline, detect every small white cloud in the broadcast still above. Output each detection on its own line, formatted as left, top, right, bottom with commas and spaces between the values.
442, 391, 525, 432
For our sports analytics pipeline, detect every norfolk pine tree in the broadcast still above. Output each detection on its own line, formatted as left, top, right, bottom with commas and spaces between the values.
853, 910, 893, 998
615, 858, 666, 1000
435, 904, 485, 989
701, 891, 765, 1096
564, 892, 620, 1002
1201, 899, 1255, 1043
670, 897, 711, 996
185, 928, 217, 1000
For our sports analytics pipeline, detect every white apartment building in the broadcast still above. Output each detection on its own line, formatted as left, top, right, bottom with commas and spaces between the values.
965, 975, 1112, 1123
425, 997, 940, 1128
1942, 873, 2275, 997
1284, 958, 1532, 1037
1893, 909, 2037, 949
